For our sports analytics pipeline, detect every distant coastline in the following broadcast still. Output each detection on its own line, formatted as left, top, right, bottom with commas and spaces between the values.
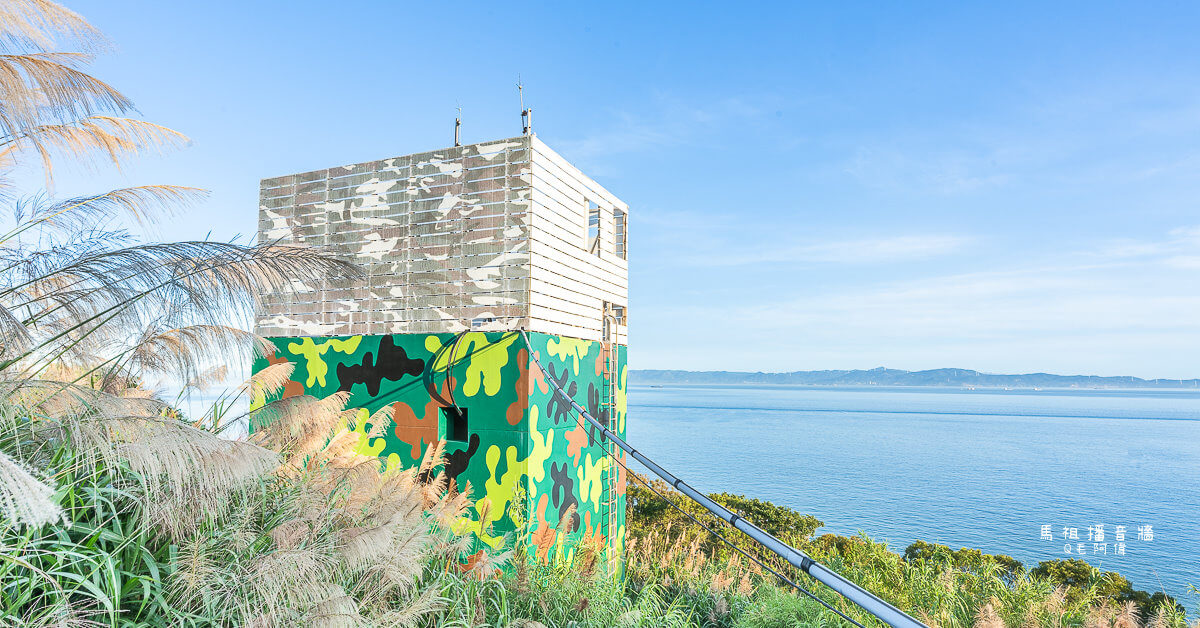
631, 367, 1200, 389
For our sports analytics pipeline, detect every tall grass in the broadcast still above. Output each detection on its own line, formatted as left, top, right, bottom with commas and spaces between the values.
0, 2, 500, 625
1, 383, 500, 625
0, 3, 1195, 627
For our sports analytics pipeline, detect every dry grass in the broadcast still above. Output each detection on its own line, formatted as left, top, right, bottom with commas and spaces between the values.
139, 373, 493, 625
0, 2, 471, 624
1, 360, 495, 624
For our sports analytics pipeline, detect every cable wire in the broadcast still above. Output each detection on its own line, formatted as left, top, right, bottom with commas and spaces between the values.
518, 328, 922, 628
427, 330, 469, 415
522, 331, 864, 625
446, 330, 466, 412
608, 434, 868, 627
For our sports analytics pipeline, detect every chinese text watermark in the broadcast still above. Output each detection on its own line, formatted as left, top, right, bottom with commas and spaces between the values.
1039, 524, 1153, 556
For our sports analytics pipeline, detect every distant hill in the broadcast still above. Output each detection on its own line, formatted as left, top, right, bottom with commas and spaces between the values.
631, 367, 1200, 389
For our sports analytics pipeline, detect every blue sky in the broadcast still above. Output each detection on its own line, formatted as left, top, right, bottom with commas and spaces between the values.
34, 1, 1200, 378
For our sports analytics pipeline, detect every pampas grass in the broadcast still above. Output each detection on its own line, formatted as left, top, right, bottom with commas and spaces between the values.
2, 357, 496, 624
0, 449, 62, 526
0, 2, 480, 625
3, 2, 1191, 627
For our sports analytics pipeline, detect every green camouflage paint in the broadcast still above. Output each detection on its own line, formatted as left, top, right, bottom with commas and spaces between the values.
253, 330, 627, 567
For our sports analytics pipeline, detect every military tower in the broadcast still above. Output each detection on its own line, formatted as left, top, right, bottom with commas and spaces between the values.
254, 134, 629, 565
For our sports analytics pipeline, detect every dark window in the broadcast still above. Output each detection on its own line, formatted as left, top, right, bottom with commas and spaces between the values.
586, 200, 601, 255
441, 407, 469, 442
614, 208, 627, 259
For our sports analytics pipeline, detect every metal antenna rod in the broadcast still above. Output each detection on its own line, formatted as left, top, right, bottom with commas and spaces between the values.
518, 76, 532, 135
454, 103, 462, 147
518, 329, 927, 628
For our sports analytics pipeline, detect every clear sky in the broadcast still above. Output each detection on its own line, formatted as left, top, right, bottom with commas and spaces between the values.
37, 1, 1200, 379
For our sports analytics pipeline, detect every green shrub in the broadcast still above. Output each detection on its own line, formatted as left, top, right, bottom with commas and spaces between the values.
1031, 558, 1185, 618
903, 539, 1024, 576
625, 473, 1193, 628
732, 588, 829, 628
628, 473, 823, 562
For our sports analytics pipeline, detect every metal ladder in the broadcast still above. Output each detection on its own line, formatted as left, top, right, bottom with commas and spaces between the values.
598, 305, 620, 549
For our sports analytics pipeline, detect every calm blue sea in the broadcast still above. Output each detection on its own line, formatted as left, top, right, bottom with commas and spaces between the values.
625, 384, 1200, 605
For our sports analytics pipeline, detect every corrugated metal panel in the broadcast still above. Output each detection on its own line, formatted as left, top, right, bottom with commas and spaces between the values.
256, 136, 626, 340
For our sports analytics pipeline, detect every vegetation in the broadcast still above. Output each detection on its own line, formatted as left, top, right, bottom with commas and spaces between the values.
0, 2, 1194, 627
0, 2, 486, 624
620, 474, 1194, 628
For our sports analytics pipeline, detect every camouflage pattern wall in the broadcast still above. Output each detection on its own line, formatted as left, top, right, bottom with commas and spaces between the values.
256, 135, 629, 343
257, 139, 534, 337
253, 331, 628, 565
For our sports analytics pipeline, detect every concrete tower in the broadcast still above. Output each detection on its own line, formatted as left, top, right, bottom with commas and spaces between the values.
253, 135, 629, 565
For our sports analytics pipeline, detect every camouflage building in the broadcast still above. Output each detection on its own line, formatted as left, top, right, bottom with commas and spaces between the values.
253, 135, 629, 567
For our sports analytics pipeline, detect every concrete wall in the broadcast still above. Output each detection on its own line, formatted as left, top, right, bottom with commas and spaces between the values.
252, 330, 628, 564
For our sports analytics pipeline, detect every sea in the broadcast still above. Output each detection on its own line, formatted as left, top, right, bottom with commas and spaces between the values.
624, 384, 1200, 606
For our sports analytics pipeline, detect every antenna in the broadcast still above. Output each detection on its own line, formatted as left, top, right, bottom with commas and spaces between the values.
454, 103, 462, 147
518, 76, 532, 136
